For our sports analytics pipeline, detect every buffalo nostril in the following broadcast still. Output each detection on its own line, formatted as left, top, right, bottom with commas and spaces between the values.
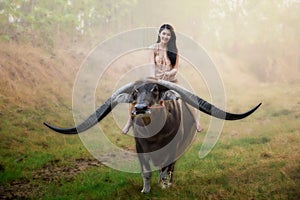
134, 104, 148, 111
133, 104, 149, 115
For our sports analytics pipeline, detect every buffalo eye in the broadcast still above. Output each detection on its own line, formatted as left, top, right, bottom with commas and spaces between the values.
151, 85, 159, 98
132, 88, 138, 101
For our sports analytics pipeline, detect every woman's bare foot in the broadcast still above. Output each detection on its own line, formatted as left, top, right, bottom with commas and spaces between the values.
122, 119, 132, 134
196, 122, 203, 132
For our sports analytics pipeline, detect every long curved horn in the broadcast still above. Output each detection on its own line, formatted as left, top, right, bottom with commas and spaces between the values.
43, 82, 135, 134
157, 80, 261, 120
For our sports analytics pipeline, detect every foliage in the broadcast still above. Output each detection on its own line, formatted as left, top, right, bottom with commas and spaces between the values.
0, 0, 298, 61
202, 0, 299, 48
0, 0, 137, 46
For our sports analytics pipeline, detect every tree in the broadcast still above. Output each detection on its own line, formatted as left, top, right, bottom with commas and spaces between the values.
0, 0, 137, 46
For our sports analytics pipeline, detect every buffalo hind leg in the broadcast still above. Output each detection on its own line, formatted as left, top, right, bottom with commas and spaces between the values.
158, 162, 176, 189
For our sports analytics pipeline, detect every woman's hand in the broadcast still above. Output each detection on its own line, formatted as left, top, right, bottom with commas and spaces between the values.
164, 69, 177, 77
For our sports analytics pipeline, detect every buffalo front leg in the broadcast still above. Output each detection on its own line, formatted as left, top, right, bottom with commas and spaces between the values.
138, 153, 152, 193
141, 170, 151, 193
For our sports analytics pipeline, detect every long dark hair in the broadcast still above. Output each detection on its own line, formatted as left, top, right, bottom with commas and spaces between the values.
156, 24, 178, 67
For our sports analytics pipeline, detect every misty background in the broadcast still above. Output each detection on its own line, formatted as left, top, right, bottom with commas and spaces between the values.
1, 0, 299, 85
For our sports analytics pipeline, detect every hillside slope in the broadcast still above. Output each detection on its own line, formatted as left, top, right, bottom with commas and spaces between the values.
0, 41, 84, 110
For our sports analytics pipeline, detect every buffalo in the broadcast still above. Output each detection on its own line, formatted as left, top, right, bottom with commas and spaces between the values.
44, 77, 261, 193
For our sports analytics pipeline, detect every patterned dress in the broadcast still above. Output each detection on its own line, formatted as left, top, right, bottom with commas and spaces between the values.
151, 43, 177, 83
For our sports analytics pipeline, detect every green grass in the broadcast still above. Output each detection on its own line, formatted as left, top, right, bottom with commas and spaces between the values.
1, 83, 300, 199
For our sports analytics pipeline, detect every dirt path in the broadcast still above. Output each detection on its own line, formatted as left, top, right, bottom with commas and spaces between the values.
0, 158, 102, 199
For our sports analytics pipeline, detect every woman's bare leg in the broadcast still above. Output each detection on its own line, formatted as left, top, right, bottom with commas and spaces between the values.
122, 103, 134, 134
122, 118, 132, 134
193, 109, 203, 132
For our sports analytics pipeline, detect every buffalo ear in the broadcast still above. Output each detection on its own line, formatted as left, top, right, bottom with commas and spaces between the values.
161, 90, 180, 101
151, 84, 159, 98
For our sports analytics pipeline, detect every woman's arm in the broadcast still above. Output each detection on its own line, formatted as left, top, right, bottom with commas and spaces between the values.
165, 54, 179, 76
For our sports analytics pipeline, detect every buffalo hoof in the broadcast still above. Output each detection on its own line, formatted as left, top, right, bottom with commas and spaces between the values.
161, 181, 172, 189
141, 178, 151, 193
141, 187, 150, 193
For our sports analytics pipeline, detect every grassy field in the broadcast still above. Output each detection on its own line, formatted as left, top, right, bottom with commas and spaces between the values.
0, 41, 299, 199
1, 84, 299, 199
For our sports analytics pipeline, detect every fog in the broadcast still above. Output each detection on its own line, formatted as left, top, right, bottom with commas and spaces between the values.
1, 0, 298, 87
124, 0, 299, 84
